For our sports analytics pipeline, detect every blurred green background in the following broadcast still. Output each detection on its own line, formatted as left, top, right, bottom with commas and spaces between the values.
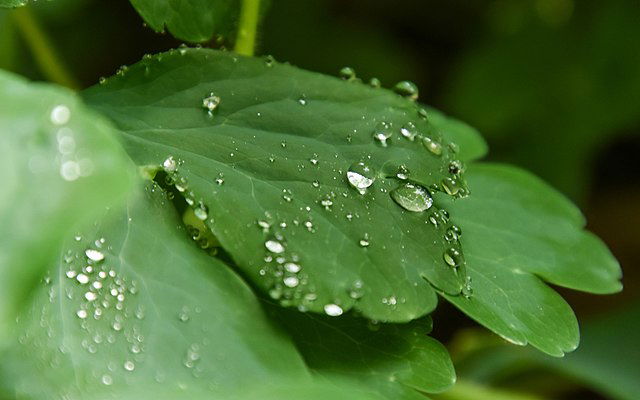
1, 0, 638, 398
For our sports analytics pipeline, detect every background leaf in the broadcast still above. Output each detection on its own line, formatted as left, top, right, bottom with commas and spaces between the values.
0, 179, 320, 398
83, 48, 481, 323
0, 70, 132, 347
441, 163, 621, 355
129, 0, 240, 43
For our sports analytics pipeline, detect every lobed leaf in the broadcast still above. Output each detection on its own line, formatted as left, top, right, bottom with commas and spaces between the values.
0, 70, 132, 347
83, 48, 479, 323
442, 163, 622, 355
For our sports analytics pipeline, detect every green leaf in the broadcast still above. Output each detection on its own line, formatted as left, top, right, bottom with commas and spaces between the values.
0, 179, 319, 398
0, 0, 28, 8
129, 0, 240, 43
426, 106, 487, 162
83, 48, 479, 322
269, 308, 455, 399
442, 163, 621, 356
0, 70, 132, 347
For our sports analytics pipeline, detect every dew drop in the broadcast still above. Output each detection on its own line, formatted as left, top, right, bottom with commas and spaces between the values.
339, 66, 356, 80
346, 162, 375, 193
445, 225, 462, 241
85, 249, 105, 262
372, 122, 392, 147
368, 77, 381, 88
324, 303, 344, 317
284, 262, 301, 273
400, 122, 418, 140
194, 203, 208, 220
443, 248, 463, 268
422, 137, 443, 156
124, 360, 135, 371
390, 183, 433, 212
76, 310, 88, 319
265, 239, 285, 254
84, 292, 97, 302
101, 374, 113, 385
393, 81, 419, 101
202, 93, 221, 112
283, 276, 299, 288
76, 274, 90, 285
163, 156, 177, 172
50, 105, 71, 125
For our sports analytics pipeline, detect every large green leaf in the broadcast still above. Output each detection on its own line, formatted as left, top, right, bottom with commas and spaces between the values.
129, 0, 239, 43
0, 70, 132, 346
269, 308, 455, 399
442, 163, 621, 355
84, 48, 483, 322
0, 179, 331, 399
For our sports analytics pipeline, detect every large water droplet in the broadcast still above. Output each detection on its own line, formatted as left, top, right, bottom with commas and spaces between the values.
163, 156, 177, 172
283, 276, 299, 288
400, 122, 418, 140
390, 183, 433, 212
194, 203, 208, 220
324, 303, 344, 317
50, 105, 71, 125
393, 81, 419, 101
85, 249, 105, 262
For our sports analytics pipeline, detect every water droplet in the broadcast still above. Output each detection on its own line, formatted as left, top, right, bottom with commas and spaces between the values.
66, 270, 77, 279
443, 248, 463, 268
265, 239, 285, 254
284, 262, 301, 273
391, 183, 433, 212
368, 77, 381, 88
264, 54, 275, 67
396, 165, 410, 180
84, 292, 97, 302
76, 274, 90, 285
359, 234, 370, 248
163, 156, 177, 172
441, 177, 463, 196
400, 122, 418, 140
422, 137, 443, 156
202, 93, 221, 113
339, 67, 356, 80
124, 360, 135, 371
347, 162, 375, 193
312, 180, 320, 188
60, 161, 81, 181
101, 374, 113, 385
372, 122, 392, 147
194, 203, 208, 220
283, 276, 299, 288
449, 160, 463, 175
393, 81, 419, 101
324, 303, 344, 317
85, 249, 105, 262
418, 107, 429, 120
445, 225, 462, 241
50, 105, 71, 125
76, 310, 88, 319
99, 77, 106, 85
349, 280, 364, 299
178, 307, 190, 322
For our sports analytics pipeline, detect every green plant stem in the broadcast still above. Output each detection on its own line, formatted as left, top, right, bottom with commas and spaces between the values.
11, 7, 79, 90
433, 380, 545, 400
234, 0, 261, 56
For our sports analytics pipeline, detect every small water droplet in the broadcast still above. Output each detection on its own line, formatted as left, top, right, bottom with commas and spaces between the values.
124, 360, 135, 371
283, 276, 299, 288
284, 262, 301, 273
101, 374, 113, 385
339, 66, 356, 80
448, 160, 463, 175
422, 137, 443, 156
396, 165, 410, 180
50, 105, 71, 125
76, 310, 88, 319
264, 54, 275, 67
443, 248, 463, 268
393, 81, 419, 101
391, 183, 433, 212
324, 303, 344, 317
202, 93, 221, 113
163, 156, 177, 172
368, 77, 381, 88
265, 239, 285, 254
194, 203, 208, 220
298, 95, 307, 106
76, 274, 90, 285
372, 122, 392, 147
84, 292, 97, 302
445, 225, 462, 241
400, 122, 418, 140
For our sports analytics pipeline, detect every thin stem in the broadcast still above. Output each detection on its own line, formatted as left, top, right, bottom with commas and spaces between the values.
12, 7, 79, 89
433, 380, 545, 400
234, 0, 261, 56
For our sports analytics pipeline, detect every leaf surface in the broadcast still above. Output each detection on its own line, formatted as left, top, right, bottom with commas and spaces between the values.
442, 163, 621, 355
0, 70, 132, 346
129, 0, 239, 43
0, 180, 327, 399
84, 48, 480, 322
